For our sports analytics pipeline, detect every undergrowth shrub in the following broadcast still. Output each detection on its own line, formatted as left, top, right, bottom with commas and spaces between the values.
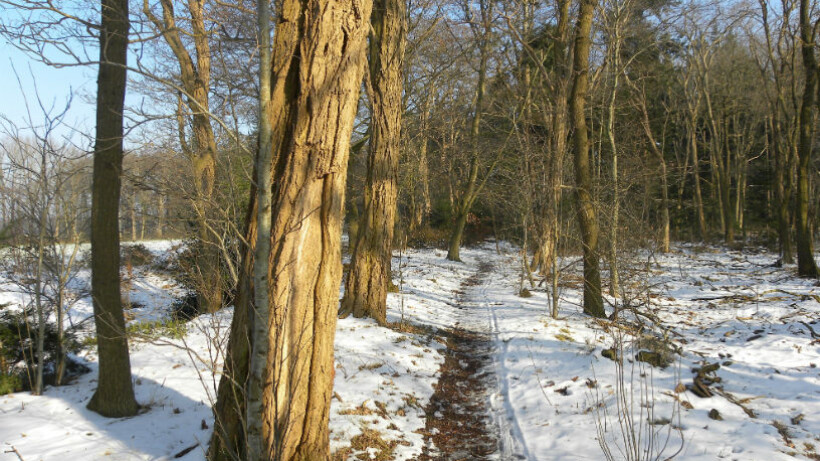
405, 226, 449, 249
121, 243, 155, 266
0, 308, 88, 394
170, 293, 200, 321
127, 318, 188, 340
158, 240, 236, 311
592, 331, 684, 461
0, 373, 22, 395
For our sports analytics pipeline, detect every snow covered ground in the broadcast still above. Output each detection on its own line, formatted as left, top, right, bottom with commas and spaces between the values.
476, 243, 820, 461
0, 240, 187, 329
1, 241, 818, 460
0, 241, 450, 461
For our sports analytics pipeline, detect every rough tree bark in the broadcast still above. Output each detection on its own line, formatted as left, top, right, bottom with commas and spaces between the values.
525, 0, 570, 315
340, 0, 406, 324
797, 0, 819, 277
570, 0, 604, 318
87, 0, 139, 418
208, 0, 371, 457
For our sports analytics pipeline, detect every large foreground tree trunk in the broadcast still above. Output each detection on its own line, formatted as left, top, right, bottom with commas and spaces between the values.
340, 0, 406, 324
208, 0, 371, 457
797, 0, 819, 277
570, 0, 604, 317
87, 0, 139, 418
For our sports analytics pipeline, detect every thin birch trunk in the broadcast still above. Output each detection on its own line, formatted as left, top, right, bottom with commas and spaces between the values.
245, 0, 272, 457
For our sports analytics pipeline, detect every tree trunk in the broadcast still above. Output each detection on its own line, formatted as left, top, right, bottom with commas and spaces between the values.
720, 154, 734, 243
736, 150, 747, 237
340, 0, 406, 325
145, 0, 222, 312
0, 164, 5, 226
245, 0, 273, 457
55, 285, 65, 386
448, 204, 470, 262
140, 191, 146, 240
33, 181, 47, 395
704, 89, 733, 243
776, 143, 794, 263
758, 0, 796, 263
129, 182, 137, 241
208, 198, 256, 461
712, 155, 725, 236
521, 214, 535, 288
550, 0, 570, 319
606, 17, 621, 296
87, 0, 139, 418
637, 87, 671, 253
660, 160, 671, 252
607, 89, 620, 296
447, 0, 491, 261
420, 96, 432, 226
208, 0, 371, 457
689, 124, 707, 240
570, 0, 604, 318
797, 0, 819, 277
156, 194, 165, 239
771, 109, 794, 263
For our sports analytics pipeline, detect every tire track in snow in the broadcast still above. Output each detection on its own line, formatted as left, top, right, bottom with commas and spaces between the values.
481, 259, 531, 461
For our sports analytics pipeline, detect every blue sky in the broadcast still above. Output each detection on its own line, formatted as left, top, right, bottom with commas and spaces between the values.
1, 40, 98, 145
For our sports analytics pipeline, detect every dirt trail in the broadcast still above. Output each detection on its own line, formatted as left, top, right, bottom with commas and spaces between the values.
416, 260, 501, 460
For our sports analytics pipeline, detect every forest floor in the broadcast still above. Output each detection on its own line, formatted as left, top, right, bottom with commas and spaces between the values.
415, 260, 501, 461
0, 240, 819, 460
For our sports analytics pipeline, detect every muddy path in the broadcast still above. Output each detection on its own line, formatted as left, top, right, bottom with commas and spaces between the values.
416, 260, 501, 461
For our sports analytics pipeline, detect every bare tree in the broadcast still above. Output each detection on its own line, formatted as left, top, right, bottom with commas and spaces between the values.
601, 0, 633, 298
86, 0, 139, 417
447, 0, 497, 262
142, 0, 224, 312
754, 0, 799, 263
0, 86, 85, 393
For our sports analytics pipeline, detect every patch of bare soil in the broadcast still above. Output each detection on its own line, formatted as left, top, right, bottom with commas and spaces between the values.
415, 261, 499, 461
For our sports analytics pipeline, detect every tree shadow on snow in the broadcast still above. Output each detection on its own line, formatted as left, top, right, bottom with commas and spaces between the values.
1, 367, 213, 461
